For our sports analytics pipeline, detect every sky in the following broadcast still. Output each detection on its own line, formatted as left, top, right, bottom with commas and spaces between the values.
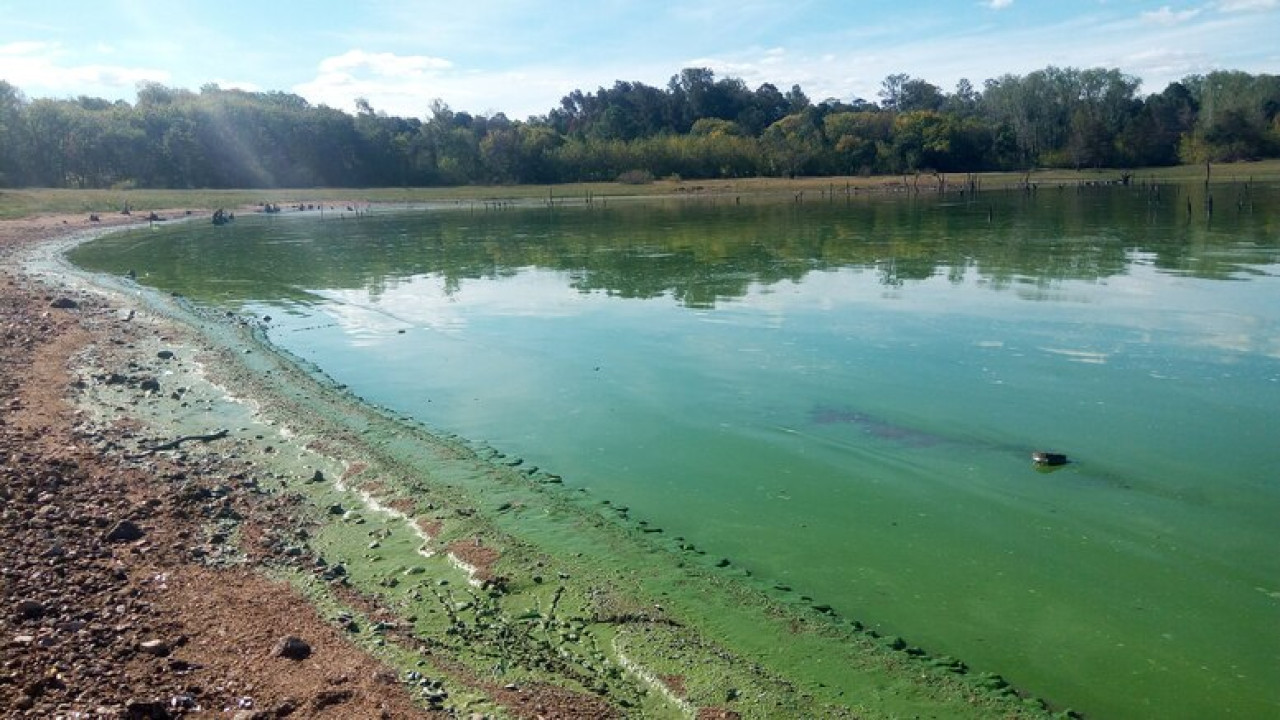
2, 0, 1278, 120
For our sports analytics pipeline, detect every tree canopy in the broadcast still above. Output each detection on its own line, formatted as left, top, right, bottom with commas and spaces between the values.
1, 66, 1277, 189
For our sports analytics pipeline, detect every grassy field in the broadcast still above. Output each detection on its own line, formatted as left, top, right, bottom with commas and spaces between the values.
4, 159, 1280, 220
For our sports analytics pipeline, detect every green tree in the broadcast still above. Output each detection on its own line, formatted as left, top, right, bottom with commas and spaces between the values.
762, 113, 823, 177
0, 81, 29, 185
823, 111, 892, 175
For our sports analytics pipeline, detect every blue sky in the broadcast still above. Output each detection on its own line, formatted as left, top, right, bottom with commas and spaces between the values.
2, 0, 1277, 120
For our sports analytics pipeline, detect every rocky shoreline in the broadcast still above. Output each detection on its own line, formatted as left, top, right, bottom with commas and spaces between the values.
2, 213, 445, 718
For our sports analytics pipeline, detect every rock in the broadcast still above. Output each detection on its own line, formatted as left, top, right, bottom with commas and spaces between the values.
139, 639, 170, 656
157, 350, 175, 360
139, 378, 161, 393
123, 698, 171, 718
272, 635, 311, 660
1031, 451, 1069, 466
14, 599, 44, 620
311, 689, 352, 710
105, 520, 144, 542
50, 297, 79, 309
309, 470, 325, 483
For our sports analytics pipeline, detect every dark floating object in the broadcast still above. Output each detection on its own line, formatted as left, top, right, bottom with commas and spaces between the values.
1031, 451, 1069, 467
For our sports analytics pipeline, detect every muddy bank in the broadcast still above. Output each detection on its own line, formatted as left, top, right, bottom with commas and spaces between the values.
3, 212, 1065, 718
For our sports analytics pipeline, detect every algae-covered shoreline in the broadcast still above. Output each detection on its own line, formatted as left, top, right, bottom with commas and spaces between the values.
10, 213, 1064, 718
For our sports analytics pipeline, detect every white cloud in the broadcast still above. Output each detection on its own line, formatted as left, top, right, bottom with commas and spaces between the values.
293, 49, 595, 118
1142, 5, 1204, 24
0, 40, 50, 55
0, 41, 169, 93
985, 0, 1014, 9
1216, 0, 1278, 10
1119, 47, 1211, 84
318, 49, 453, 76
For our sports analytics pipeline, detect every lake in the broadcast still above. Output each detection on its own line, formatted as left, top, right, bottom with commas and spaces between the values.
71, 184, 1280, 718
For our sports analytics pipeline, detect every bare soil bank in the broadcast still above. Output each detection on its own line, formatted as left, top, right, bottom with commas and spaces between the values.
1, 212, 444, 718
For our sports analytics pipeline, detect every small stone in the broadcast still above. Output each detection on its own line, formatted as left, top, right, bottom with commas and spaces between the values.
125, 699, 168, 717
50, 297, 79, 309
311, 689, 352, 710
1031, 451, 1069, 466
105, 520, 144, 542
14, 599, 44, 620
139, 378, 161, 393
310, 470, 325, 483
139, 639, 170, 656
157, 350, 175, 360
273, 635, 311, 660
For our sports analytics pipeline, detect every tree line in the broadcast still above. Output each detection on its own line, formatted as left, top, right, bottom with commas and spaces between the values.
1, 66, 1278, 189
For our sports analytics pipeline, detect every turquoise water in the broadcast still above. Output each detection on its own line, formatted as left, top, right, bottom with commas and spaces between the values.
72, 187, 1280, 717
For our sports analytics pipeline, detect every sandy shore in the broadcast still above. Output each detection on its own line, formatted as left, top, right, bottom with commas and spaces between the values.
1, 210, 1060, 719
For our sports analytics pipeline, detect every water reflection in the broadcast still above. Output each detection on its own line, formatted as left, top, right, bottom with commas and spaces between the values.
70, 184, 1280, 310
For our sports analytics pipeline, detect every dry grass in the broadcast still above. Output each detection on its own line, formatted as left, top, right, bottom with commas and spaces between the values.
4, 159, 1279, 220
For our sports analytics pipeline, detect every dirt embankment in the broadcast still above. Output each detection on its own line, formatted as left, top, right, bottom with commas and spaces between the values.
0, 213, 438, 718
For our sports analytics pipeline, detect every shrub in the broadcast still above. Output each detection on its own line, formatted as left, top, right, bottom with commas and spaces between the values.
616, 169, 654, 185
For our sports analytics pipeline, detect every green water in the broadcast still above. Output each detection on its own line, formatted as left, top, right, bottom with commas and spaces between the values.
72, 186, 1280, 718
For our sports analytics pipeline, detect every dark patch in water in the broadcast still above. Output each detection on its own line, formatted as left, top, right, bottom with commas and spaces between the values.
810, 405, 943, 448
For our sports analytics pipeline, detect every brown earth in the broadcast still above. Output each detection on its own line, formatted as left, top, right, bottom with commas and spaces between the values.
0, 213, 442, 718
